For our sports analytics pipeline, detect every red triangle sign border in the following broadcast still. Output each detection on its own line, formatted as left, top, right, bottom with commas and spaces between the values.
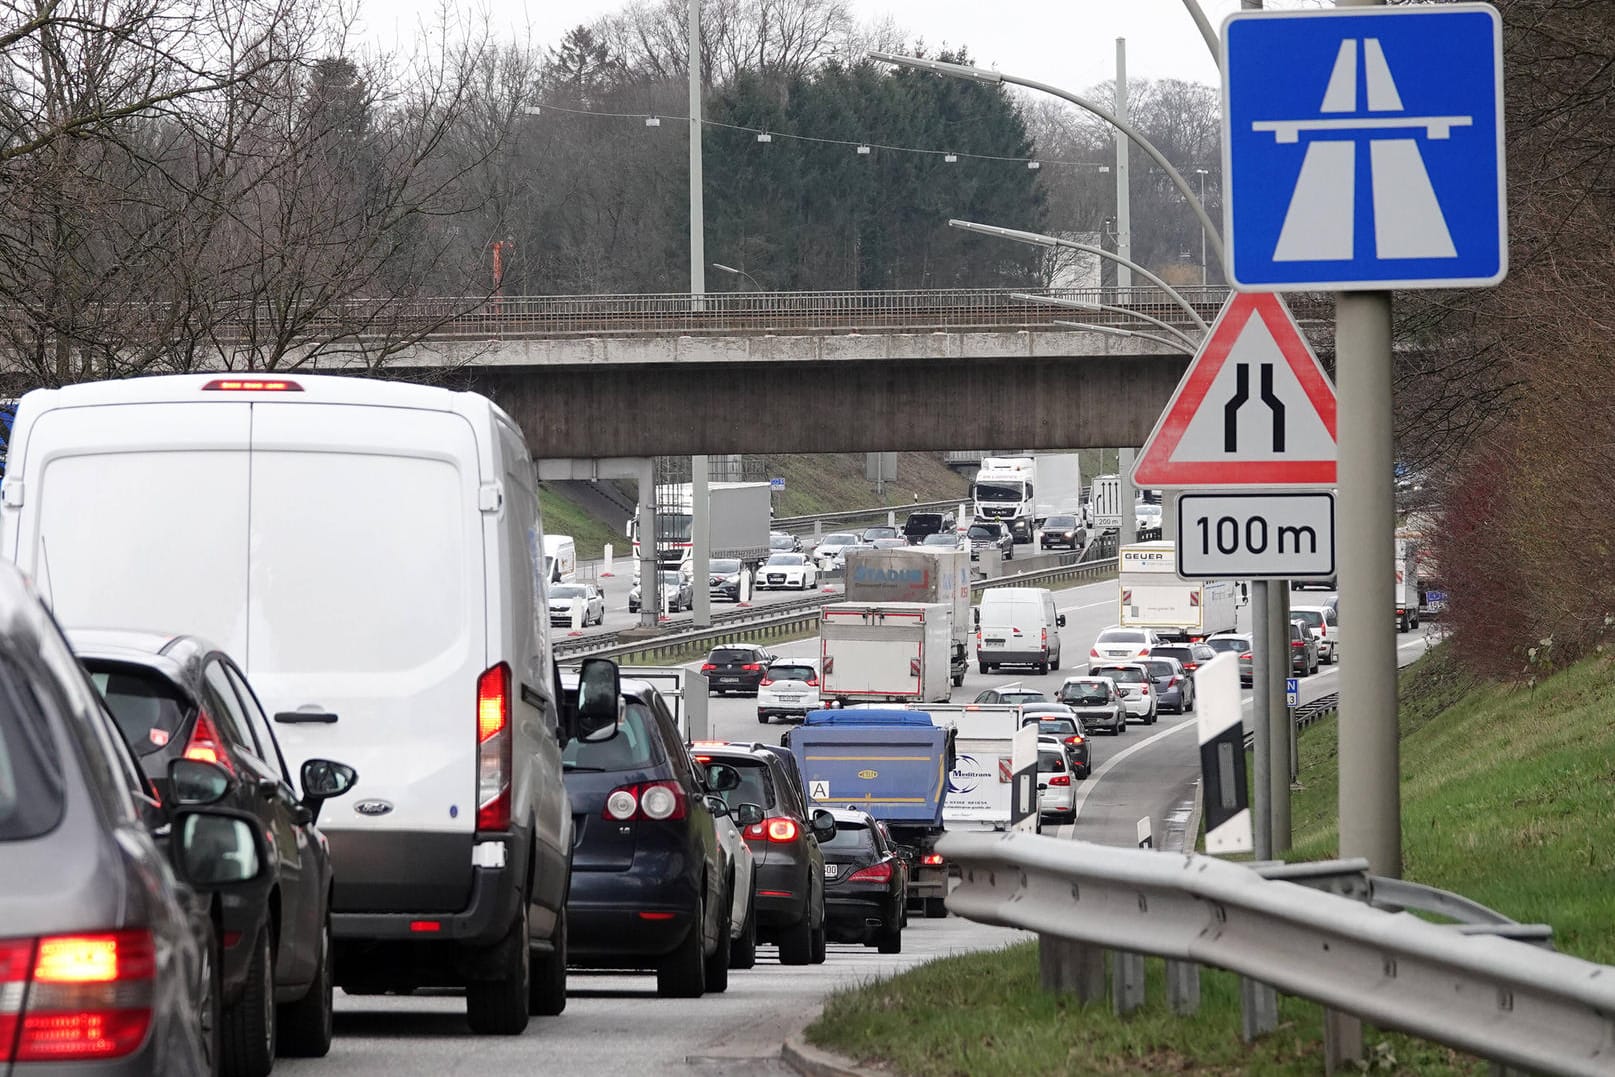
1131, 293, 1337, 489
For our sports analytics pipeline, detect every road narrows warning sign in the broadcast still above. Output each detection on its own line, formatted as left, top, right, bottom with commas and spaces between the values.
1132, 293, 1337, 490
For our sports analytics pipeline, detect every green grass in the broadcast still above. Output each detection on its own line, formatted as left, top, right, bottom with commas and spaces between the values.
538, 485, 625, 561
806, 646, 1615, 1074
769, 453, 970, 519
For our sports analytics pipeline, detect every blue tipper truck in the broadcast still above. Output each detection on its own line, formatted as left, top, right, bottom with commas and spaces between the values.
784, 709, 955, 918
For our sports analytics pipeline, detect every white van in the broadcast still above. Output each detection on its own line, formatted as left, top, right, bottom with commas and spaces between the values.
1, 373, 572, 1033
975, 586, 1066, 674
543, 534, 577, 584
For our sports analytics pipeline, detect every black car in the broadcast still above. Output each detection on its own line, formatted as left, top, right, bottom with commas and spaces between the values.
1055, 676, 1128, 735
1040, 514, 1087, 550
72, 629, 357, 1074
820, 810, 906, 954
1151, 642, 1217, 675
966, 522, 1015, 561
1018, 710, 1090, 777
692, 743, 833, 966
709, 558, 745, 602
901, 511, 955, 544
0, 565, 279, 1077
561, 677, 744, 997
700, 644, 777, 697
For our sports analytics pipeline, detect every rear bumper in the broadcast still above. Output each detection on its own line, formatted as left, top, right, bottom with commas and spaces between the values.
824, 887, 898, 936
977, 647, 1046, 665
566, 867, 700, 964
753, 857, 812, 926
333, 862, 519, 946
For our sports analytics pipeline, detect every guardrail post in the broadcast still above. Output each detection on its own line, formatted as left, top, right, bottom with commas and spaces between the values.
1323, 1009, 1364, 1074
1239, 978, 1278, 1042
1038, 936, 1105, 1004
1165, 959, 1200, 1016
1111, 951, 1145, 1016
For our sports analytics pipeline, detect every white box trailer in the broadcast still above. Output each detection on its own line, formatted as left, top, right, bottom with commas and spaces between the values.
1118, 541, 1239, 640
820, 601, 953, 706
844, 547, 972, 686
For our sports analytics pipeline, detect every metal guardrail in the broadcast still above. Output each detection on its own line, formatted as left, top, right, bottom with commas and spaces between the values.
939, 830, 1615, 1077
1243, 691, 1338, 751
771, 499, 958, 536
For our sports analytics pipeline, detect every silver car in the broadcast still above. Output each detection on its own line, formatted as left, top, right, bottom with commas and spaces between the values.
548, 582, 605, 626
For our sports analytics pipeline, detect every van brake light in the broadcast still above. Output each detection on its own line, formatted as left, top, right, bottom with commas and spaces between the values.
201, 378, 303, 392
476, 663, 512, 832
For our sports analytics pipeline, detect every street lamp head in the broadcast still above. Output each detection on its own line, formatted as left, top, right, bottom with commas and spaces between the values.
711, 263, 740, 274
867, 50, 1003, 84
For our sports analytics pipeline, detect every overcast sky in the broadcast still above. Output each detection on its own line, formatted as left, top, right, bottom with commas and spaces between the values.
356, 1, 1313, 90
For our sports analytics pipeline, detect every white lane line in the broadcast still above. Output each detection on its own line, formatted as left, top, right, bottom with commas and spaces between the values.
1060, 716, 1198, 833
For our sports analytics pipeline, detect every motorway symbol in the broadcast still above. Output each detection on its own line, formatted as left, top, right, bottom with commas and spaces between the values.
1176, 492, 1336, 580
1222, 4, 1506, 291
809, 780, 830, 801
1132, 293, 1336, 490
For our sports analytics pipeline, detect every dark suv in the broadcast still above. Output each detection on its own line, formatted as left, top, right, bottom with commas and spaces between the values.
561, 677, 744, 998
700, 644, 777, 697
966, 522, 1015, 561
901, 511, 955, 544
691, 743, 833, 966
1151, 642, 1217, 675
72, 629, 357, 1073
1040, 514, 1087, 550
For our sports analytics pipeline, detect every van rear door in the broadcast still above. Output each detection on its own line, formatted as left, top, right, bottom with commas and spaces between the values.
246, 403, 485, 914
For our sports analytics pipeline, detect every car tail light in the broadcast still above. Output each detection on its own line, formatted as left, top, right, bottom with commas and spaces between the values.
1241, 652, 1252, 661
0, 930, 155, 1062
921, 853, 944, 867
1184, 663, 1198, 672
1089, 648, 1099, 657
1064, 735, 1084, 747
1139, 648, 1150, 656
1139, 685, 1149, 695
742, 663, 762, 671
759, 677, 774, 687
847, 862, 892, 883
909, 658, 921, 677
1169, 675, 1181, 687
1291, 639, 1304, 648
602, 781, 688, 822
183, 711, 234, 775
700, 663, 716, 673
201, 378, 302, 392
743, 817, 800, 843
1048, 774, 1071, 787
476, 663, 512, 832
805, 676, 819, 687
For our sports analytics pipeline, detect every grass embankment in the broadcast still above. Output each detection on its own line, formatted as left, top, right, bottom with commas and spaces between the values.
537, 486, 624, 560
806, 647, 1615, 1075
770, 453, 970, 518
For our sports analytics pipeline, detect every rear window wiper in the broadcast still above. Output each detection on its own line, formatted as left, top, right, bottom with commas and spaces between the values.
562, 762, 607, 772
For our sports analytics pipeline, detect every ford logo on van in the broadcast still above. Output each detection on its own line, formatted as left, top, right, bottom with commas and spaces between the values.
355, 799, 394, 817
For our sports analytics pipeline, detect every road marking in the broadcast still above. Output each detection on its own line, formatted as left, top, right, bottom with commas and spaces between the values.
1060, 716, 1198, 833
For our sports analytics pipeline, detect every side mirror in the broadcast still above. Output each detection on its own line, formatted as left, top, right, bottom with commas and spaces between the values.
972, 608, 980, 627
576, 657, 623, 741
734, 802, 765, 828
705, 762, 741, 792
895, 846, 916, 863
168, 758, 235, 806
301, 759, 357, 800
173, 810, 268, 887
1056, 614, 1067, 627
810, 808, 837, 842
704, 795, 731, 818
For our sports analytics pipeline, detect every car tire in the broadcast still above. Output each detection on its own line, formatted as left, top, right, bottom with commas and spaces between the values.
979, 663, 992, 675
777, 915, 813, 966
952, 673, 964, 687
810, 920, 827, 965
1037, 661, 1049, 675
1185, 689, 1195, 713
199, 919, 223, 1077
877, 922, 902, 955
757, 712, 770, 724
656, 902, 708, 998
220, 927, 275, 1077
466, 901, 531, 1035
924, 897, 947, 919
277, 914, 333, 1057
730, 888, 757, 970
529, 906, 567, 1017
703, 895, 731, 994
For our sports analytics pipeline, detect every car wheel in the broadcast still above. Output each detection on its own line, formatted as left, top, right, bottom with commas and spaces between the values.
703, 891, 731, 994
777, 914, 813, 966
1037, 661, 1049, 675
924, 897, 947, 919
466, 899, 531, 1035
952, 673, 964, 687
979, 663, 992, 675
810, 919, 827, 965
277, 913, 333, 1057
877, 921, 902, 955
1185, 689, 1195, 713
730, 888, 757, 970
529, 905, 567, 1016
220, 927, 275, 1077
757, 712, 770, 724
656, 900, 707, 998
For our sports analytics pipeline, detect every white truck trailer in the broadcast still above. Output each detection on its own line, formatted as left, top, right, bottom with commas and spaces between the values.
1118, 540, 1239, 641
1395, 534, 1423, 632
819, 601, 953, 706
843, 547, 972, 687
970, 454, 1083, 544
628, 481, 772, 568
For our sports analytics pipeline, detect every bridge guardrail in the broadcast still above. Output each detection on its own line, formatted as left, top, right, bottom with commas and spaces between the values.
772, 499, 959, 535
939, 830, 1615, 1077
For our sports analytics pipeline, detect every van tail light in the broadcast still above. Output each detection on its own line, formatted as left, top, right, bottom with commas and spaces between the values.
201, 378, 303, 392
847, 862, 892, 883
602, 781, 687, 822
183, 711, 235, 775
0, 930, 156, 1062
476, 663, 512, 832
1048, 774, 1071, 787
909, 658, 921, 677
921, 853, 944, 867
744, 817, 800, 843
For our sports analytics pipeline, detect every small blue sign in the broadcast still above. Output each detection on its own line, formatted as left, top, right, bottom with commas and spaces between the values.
1222, 4, 1505, 291
769, 477, 785, 491
1285, 678, 1300, 708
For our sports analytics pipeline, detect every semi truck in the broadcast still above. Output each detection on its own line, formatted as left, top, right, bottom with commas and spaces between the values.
971, 454, 1083, 543
819, 601, 953, 705
784, 709, 955, 917
1118, 540, 1240, 640
843, 547, 971, 687
1395, 534, 1423, 632
627, 481, 772, 568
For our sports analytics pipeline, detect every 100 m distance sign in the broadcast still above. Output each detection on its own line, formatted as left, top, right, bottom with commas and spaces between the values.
1177, 492, 1335, 580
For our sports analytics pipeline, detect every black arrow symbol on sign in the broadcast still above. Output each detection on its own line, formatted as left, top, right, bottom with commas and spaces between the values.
1224, 362, 1286, 453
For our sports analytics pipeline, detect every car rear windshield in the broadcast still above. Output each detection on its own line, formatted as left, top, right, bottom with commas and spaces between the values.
1293, 610, 1324, 629
1035, 718, 1077, 736
709, 648, 757, 664
0, 668, 65, 841
562, 701, 661, 772
1096, 667, 1147, 684
1002, 691, 1047, 704
1098, 629, 1148, 643
768, 665, 815, 683
1141, 660, 1177, 679
1205, 637, 1249, 654
86, 663, 191, 759
1058, 682, 1111, 705
1153, 647, 1190, 660
551, 585, 587, 599
1038, 750, 1066, 772
823, 822, 876, 854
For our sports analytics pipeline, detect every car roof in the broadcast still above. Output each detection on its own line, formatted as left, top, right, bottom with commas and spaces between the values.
66, 628, 213, 684
1092, 661, 1148, 671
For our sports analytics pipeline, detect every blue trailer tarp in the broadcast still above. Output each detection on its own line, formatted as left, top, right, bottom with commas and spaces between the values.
803, 709, 935, 727
789, 719, 948, 827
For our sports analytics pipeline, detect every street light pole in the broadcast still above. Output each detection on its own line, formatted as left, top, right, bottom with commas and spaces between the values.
1014, 293, 1202, 350
1115, 38, 1131, 292
688, 0, 713, 628
1194, 169, 1210, 284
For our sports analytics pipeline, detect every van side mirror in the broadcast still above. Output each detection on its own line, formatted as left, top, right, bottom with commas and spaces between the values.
1056, 614, 1067, 628
972, 607, 980, 627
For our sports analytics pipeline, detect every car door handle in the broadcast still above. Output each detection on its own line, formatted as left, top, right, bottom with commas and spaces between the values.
274, 710, 338, 724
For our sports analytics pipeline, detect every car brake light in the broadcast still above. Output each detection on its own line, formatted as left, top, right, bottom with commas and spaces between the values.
921, 853, 944, 867
700, 663, 716, 673
1064, 735, 1084, 746
1139, 648, 1150, 656
847, 862, 892, 883
759, 678, 774, 687
0, 931, 155, 1063
1089, 648, 1099, 657
201, 378, 303, 392
1139, 685, 1149, 695
182, 710, 234, 774
1292, 639, 1304, 648
693, 755, 712, 764
744, 817, 800, 843
1048, 774, 1071, 787
805, 676, 819, 687
476, 663, 512, 832
1241, 652, 1252, 661
742, 663, 762, 671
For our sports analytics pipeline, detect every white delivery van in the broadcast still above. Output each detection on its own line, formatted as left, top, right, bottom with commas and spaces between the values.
0, 373, 572, 1032
543, 533, 577, 583
975, 586, 1066, 674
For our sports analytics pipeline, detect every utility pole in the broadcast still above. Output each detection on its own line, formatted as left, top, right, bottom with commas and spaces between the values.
1114, 38, 1132, 293
687, 0, 714, 629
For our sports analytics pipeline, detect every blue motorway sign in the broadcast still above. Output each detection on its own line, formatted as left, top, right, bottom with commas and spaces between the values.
1286, 678, 1300, 708
1222, 4, 1505, 291
769, 477, 785, 491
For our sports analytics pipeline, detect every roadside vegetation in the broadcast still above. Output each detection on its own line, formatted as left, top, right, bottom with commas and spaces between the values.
805, 646, 1615, 1074
537, 487, 625, 561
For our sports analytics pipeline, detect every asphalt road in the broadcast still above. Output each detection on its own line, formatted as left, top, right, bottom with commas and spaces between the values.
284, 571, 1434, 1077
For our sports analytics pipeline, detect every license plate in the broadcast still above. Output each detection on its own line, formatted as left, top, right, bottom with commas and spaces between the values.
985, 638, 1005, 647
720, 676, 741, 683
776, 695, 801, 703
823, 864, 838, 878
